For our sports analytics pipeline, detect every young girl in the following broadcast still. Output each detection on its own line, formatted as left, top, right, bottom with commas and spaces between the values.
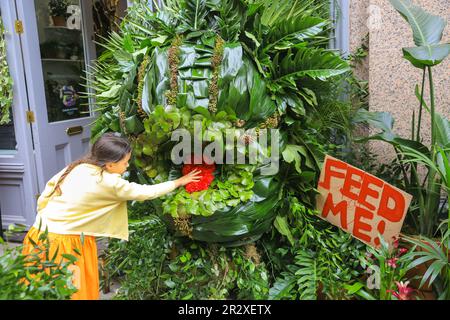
22, 132, 202, 300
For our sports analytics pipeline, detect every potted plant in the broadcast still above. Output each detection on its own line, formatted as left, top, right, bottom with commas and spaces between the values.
48, 0, 68, 27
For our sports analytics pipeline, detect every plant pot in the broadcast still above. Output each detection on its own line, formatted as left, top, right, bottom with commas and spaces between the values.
52, 16, 66, 27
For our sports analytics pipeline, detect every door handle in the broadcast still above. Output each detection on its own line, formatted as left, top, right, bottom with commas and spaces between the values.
66, 126, 83, 136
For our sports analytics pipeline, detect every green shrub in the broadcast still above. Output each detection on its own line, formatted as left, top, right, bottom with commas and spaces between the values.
0, 226, 78, 300
103, 214, 269, 299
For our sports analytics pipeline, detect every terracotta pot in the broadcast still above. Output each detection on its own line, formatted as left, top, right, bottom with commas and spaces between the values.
52, 16, 66, 27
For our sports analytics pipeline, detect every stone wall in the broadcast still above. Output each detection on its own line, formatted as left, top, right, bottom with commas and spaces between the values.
349, 0, 450, 162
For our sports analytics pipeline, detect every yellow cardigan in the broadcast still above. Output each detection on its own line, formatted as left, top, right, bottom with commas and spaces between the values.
32, 163, 177, 241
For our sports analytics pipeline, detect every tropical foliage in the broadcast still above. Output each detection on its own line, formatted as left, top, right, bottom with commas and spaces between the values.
87, 0, 350, 246
354, 0, 450, 239
0, 225, 78, 300
91, 0, 450, 301
352, 0, 450, 300
103, 214, 270, 300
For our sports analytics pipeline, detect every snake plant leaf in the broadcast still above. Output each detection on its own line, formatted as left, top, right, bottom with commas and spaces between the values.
403, 44, 450, 68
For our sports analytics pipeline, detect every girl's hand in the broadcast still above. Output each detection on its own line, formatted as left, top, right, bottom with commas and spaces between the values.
175, 169, 202, 188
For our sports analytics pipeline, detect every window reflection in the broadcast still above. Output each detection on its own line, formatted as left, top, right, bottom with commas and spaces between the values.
36, 0, 89, 122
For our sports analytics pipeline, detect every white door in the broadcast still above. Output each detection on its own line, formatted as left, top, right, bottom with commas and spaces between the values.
15, 0, 97, 191
0, 1, 40, 228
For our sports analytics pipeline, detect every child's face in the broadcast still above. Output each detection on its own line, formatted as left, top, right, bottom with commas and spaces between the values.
105, 152, 131, 175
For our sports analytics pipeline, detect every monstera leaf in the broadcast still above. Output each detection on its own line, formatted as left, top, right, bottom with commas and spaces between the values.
390, 0, 450, 68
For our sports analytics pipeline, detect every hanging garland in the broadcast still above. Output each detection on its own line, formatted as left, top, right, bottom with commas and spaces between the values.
0, 17, 13, 125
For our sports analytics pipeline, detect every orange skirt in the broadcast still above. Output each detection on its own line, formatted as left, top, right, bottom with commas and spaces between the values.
22, 226, 99, 300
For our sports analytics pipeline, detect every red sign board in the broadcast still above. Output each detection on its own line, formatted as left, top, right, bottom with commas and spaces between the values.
316, 155, 412, 248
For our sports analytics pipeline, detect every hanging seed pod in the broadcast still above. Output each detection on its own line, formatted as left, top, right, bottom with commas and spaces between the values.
136, 55, 150, 119
208, 36, 224, 114
173, 215, 193, 239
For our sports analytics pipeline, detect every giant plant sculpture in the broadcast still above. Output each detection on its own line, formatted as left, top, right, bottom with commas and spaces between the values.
88, 0, 349, 246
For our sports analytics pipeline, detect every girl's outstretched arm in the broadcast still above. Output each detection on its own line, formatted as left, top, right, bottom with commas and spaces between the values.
111, 169, 202, 201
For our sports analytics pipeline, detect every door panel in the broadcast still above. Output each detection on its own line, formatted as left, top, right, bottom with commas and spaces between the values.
0, 0, 39, 228
15, 0, 96, 190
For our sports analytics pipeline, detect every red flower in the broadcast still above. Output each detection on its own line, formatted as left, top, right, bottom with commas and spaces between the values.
387, 257, 398, 268
392, 236, 399, 249
182, 154, 216, 193
388, 281, 414, 300
398, 248, 408, 256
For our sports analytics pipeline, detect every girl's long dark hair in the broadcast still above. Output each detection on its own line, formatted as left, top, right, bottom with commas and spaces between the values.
47, 132, 131, 197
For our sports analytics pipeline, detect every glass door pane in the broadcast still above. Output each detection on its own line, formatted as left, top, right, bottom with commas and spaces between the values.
0, 113, 17, 154
35, 0, 90, 123
0, 9, 17, 154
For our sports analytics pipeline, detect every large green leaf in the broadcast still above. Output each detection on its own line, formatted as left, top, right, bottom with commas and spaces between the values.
154, 47, 170, 106
390, 0, 446, 46
435, 113, 450, 148
353, 109, 430, 156
245, 63, 277, 125
272, 47, 350, 82
390, 0, 449, 68
142, 65, 155, 114
403, 44, 450, 68
266, 16, 328, 51
190, 173, 282, 244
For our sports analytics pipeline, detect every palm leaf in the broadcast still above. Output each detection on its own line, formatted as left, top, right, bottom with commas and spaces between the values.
265, 16, 328, 52
272, 47, 350, 82
217, 0, 246, 42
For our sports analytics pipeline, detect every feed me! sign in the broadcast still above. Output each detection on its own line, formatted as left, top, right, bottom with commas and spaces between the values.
316, 155, 412, 248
